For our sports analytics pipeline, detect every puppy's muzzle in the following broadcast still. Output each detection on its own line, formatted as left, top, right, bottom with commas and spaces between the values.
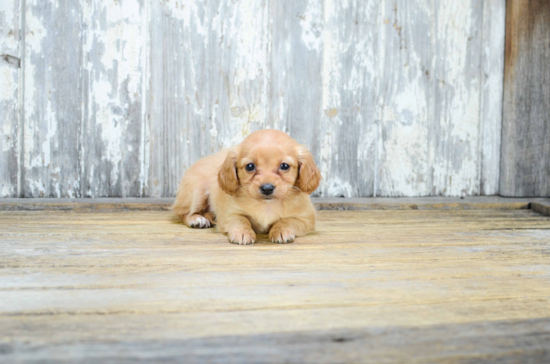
260, 184, 275, 196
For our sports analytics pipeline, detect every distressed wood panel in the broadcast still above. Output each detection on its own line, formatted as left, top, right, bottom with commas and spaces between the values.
148, 1, 197, 198
268, 0, 322, 192
23, 0, 82, 197
1, 196, 548, 212
0, 0, 508, 198
81, 0, 146, 197
1, 208, 550, 362
377, 1, 489, 197
480, 0, 505, 195
501, 0, 550, 197
317, 0, 378, 197
377, 0, 436, 197
431, 1, 484, 196
205, 0, 269, 155
0, 0, 20, 197
148, 0, 269, 197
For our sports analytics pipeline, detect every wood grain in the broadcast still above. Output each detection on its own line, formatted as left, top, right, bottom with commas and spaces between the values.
2, 196, 550, 213
317, 0, 378, 197
80, 0, 146, 198
22, 0, 83, 197
0, 1, 509, 198
501, 0, 550, 197
377, 0, 434, 197
0, 0, 21, 197
1, 208, 549, 362
148, 0, 270, 198
268, 0, 324, 196
480, 0, 505, 196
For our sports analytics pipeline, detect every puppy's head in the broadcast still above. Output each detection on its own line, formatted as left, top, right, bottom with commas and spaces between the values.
218, 130, 321, 200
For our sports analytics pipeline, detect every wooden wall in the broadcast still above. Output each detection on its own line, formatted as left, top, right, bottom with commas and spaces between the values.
501, 0, 550, 197
1, 0, 508, 198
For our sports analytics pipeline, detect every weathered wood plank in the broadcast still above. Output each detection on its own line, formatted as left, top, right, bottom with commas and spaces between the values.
1, 318, 549, 364
376, 1, 500, 197
22, 0, 82, 197
0, 0, 510, 199
1, 197, 548, 212
431, 1, 485, 196
148, 0, 270, 198
0, 209, 549, 362
376, 0, 435, 197
480, 0, 505, 195
148, 0, 202, 198
268, 0, 323, 195
207, 0, 269, 149
501, 0, 550, 197
316, 0, 378, 197
80, 0, 146, 197
0, 0, 20, 197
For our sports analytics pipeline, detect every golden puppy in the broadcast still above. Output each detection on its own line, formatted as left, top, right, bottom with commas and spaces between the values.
173, 129, 321, 245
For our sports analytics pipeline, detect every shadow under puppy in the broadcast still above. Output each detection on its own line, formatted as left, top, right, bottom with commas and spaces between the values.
173, 129, 322, 245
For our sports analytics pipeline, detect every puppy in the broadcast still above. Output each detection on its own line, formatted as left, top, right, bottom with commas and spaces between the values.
173, 129, 321, 245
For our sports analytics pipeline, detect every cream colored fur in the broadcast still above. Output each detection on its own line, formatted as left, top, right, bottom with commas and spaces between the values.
172, 130, 321, 245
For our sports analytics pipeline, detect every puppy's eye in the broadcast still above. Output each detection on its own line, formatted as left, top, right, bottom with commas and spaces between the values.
280, 163, 290, 171
245, 163, 255, 172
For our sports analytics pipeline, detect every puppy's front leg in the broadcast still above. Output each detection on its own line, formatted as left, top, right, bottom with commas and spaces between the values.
269, 217, 315, 244
225, 216, 256, 245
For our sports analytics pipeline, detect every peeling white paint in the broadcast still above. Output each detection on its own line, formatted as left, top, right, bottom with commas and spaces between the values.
0, 67, 17, 103
318, 0, 336, 196
299, 2, 322, 52
23, 5, 47, 177
23, 8, 46, 50
0, 1, 15, 21
1, 0, 506, 198
480, 0, 505, 195
1, 108, 14, 153
1, 184, 13, 197
40, 101, 57, 168
326, 177, 354, 198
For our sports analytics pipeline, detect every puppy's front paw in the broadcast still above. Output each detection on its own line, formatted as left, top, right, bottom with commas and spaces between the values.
228, 228, 256, 245
269, 225, 296, 244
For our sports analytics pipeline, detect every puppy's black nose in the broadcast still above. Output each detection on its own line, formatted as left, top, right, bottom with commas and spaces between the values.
260, 184, 275, 196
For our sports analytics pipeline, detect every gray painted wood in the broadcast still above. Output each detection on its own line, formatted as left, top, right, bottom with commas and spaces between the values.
149, 0, 199, 198
376, 0, 434, 197
1, 196, 548, 212
2, 208, 550, 363
432, 1, 485, 197
3, 319, 549, 364
80, 0, 146, 197
480, 0, 505, 196
23, 0, 82, 197
501, 0, 550, 197
0, 0, 20, 197
377, 1, 494, 197
268, 0, 324, 196
316, 0, 378, 198
0, 0, 509, 198
148, 0, 270, 197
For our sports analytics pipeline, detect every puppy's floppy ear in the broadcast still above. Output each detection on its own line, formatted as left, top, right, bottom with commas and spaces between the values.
295, 145, 322, 194
218, 150, 240, 195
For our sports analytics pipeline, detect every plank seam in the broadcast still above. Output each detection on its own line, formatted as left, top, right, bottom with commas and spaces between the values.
477, 0, 486, 196
17, 0, 25, 198
1, 198, 547, 212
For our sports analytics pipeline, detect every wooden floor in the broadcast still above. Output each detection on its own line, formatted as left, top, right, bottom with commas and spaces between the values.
1, 203, 550, 363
